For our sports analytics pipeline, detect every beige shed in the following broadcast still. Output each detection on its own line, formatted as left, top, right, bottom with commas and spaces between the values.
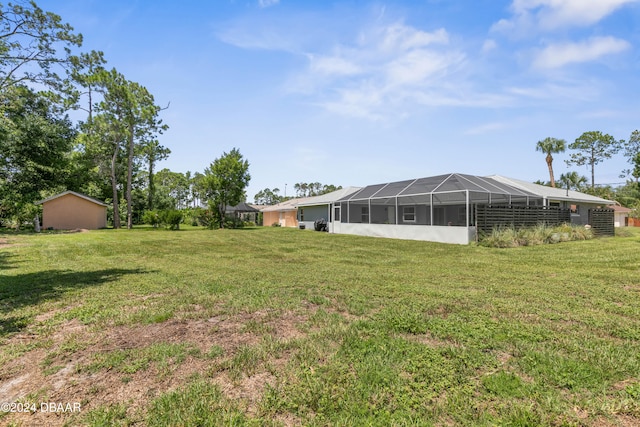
37, 191, 108, 230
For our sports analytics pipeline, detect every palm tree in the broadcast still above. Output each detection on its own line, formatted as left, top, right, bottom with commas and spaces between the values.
558, 171, 587, 191
535, 137, 567, 188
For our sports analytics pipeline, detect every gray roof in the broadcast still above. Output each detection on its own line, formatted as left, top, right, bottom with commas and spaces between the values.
488, 175, 615, 205
225, 202, 260, 213
261, 187, 361, 211
339, 173, 539, 201
296, 187, 362, 206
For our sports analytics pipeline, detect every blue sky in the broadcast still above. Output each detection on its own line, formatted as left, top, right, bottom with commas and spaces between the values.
39, 0, 640, 199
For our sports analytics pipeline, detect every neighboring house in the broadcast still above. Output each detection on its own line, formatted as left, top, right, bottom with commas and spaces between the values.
36, 191, 108, 230
332, 173, 614, 245
488, 175, 615, 226
296, 187, 361, 232
609, 204, 632, 227
225, 202, 260, 223
260, 188, 361, 229
261, 198, 307, 228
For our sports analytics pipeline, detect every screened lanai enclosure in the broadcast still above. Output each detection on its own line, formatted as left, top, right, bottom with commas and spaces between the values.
332, 173, 543, 244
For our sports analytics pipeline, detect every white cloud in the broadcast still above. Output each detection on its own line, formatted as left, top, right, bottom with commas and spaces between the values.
308, 54, 362, 76
493, 0, 639, 34
379, 25, 449, 52
288, 23, 475, 120
482, 39, 498, 53
258, 0, 280, 8
533, 36, 631, 68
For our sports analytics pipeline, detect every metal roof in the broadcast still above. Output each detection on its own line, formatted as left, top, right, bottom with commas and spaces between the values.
339, 173, 539, 201
488, 175, 615, 205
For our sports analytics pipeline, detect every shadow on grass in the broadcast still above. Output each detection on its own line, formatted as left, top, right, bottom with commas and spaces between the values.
0, 250, 15, 270
0, 268, 148, 337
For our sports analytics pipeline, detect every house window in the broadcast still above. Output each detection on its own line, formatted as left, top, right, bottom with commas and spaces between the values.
403, 206, 416, 222
334, 206, 341, 222
571, 204, 579, 214
299, 208, 304, 221
361, 206, 369, 223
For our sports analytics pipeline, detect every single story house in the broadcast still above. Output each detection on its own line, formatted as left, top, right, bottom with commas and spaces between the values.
260, 188, 362, 229
296, 187, 361, 232
261, 198, 306, 228
609, 204, 632, 227
36, 191, 108, 230
332, 173, 614, 244
488, 175, 615, 226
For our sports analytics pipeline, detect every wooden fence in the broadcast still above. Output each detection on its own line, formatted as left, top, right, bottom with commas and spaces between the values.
588, 208, 615, 236
475, 205, 571, 235
475, 205, 615, 237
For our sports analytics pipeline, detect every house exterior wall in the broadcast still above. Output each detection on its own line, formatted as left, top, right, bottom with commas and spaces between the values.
614, 212, 627, 227
332, 222, 474, 244
299, 205, 330, 223
263, 210, 298, 227
42, 194, 107, 230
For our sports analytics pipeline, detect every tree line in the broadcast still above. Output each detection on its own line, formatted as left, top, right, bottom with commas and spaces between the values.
0, 1, 250, 230
535, 130, 640, 212
253, 183, 343, 206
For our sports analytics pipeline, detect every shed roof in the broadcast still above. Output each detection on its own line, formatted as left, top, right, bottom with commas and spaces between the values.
609, 204, 633, 213
36, 191, 108, 207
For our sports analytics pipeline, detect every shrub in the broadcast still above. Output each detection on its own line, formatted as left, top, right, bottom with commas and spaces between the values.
271, 222, 281, 227
142, 210, 161, 228
143, 209, 183, 230
479, 223, 594, 247
161, 210, 183, 230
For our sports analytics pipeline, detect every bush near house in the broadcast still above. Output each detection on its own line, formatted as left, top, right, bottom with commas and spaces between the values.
479, 223, 593, 247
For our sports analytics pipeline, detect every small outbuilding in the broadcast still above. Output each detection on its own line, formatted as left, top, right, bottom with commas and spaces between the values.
37, 191, 108, 230
609, 204, 632, 227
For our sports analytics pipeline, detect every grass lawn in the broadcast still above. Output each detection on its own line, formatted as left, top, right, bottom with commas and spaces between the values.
1, 226, 639, 426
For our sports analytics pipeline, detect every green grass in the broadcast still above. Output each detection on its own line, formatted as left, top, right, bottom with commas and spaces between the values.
1, 226, 640, 426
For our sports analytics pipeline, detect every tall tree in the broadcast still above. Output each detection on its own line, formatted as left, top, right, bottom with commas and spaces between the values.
121, 80, 167, 228
141, 139, 170, 210
621, 130, 640, 180
0, 85, 75, 219
557, 171, 587, 191
254, 187, 283, 205
86, 68, 167, 228
535, 137, 566, 188
69, 50, 107, 126
0, 1, 82, 91
634, 153, 640, 191
203, 148, 250, 229
566, 131, 621, 189
293, 182, 343, 197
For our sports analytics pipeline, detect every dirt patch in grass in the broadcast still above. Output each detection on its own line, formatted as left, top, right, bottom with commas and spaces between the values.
1, 309, 312, 426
